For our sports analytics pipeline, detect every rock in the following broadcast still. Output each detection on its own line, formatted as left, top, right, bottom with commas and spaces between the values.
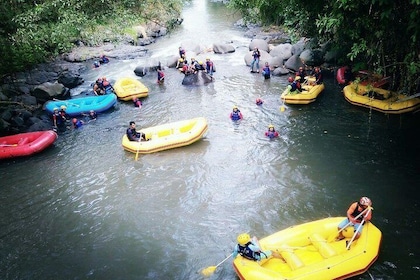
272, 67, 290, 76
249, 39, 269, 52
284, 54, 305, 72
19, 94, 38, 106
212, 43, 235, 54
269, 43, 293, 60
58, 71, 84, 89
32, 82, 69, 103
300, 49, 324, 66
27, 120, 52, 132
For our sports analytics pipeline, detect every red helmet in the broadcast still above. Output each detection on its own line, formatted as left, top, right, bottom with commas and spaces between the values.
72, 118, 77, 124
288, 76, 294, 82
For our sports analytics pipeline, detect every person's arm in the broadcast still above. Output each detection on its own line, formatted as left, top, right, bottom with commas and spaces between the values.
232, 244, 239, 258
346, 202, 358, 223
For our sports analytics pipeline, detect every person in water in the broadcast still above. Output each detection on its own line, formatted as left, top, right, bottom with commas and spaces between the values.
261, 62, 271, 79
337, 197, 373, 240
126, 121, 147, 141
99, 54, 109, 64
132, 97, 142, 108
233, 233, 283, 261
72, 118, 84, 129
51, 107, 66, 128
157, 67, 165, 84
265, 124, 279, 139
205, 58, 215, 77
256, 98, 264, 105
230, 105, 243, 121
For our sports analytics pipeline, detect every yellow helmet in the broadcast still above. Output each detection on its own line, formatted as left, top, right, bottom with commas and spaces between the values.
178, 58, 183, 62
237, 233, 251, 245
268, 124, 274, 128
233, 105, 238, 110
53, 107, 58, 111
206, 57, 210, 60
60, 105, 67, 110
199, 61, 203, 65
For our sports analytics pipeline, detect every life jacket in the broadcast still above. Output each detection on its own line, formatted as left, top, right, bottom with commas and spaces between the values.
126, 128, 138, 141
158, 71, 165, 79
231, 110, 242, 121
238, 242, 257, 261
52, 112, 64, 125
351, 202, 365, 222
74, 120, 83, 128
252, 50, 260, 59
265, 130, 278, 139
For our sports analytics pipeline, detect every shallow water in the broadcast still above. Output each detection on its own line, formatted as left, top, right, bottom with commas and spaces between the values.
1, 1, 420, 279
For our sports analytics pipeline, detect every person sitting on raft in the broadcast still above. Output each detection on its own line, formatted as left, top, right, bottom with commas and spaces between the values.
230, 105, 243, 121
288, 76, 302, 93
265, 124, 279, 139
127, 121, 147, 141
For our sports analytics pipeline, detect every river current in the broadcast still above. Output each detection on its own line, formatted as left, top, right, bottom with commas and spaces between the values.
1, 1, 419, 279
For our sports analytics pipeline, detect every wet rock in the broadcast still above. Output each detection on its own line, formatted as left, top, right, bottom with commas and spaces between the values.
58, 71, 84, 89
249, 39, 269, 52
19, 94, 37, 106
284, 54, 305, 72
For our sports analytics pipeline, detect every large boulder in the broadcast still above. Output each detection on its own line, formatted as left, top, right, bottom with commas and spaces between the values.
181, 71, 213, 86
58, 71, 84, 89
269, 43, 293, 60
212, 43, 235, 54
272, 67, 290, 76
300, 49, 324, 66
284, 54, 305, 72
32, 82, 69, 103
249, 39, 269, 52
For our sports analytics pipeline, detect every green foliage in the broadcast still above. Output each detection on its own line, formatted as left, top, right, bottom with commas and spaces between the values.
0, 0, 184, 76
228, 0, 420, 93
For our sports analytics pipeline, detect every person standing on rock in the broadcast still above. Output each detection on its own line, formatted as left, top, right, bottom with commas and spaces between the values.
250, 47, 261, 73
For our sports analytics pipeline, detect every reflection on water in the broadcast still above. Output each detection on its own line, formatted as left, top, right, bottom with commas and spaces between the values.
1, 1, 420, 279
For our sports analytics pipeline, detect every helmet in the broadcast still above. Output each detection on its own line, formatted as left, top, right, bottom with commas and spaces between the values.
268, 124, 274, 128
191, 57, 195, 60
299, 67, 303, 70
288, 76, 294, 82
53, 107, 58, 111
72, 118, 77, 124
233, 105, 238, 110
359, 196, 372, 207
60, 105, 67, 110
90, 110, 94, 113
199, 61, 203, 65
102, 76, 107, 80
237, 233, 251, 245
206, 57, 210, 61
178, 58, 183, 62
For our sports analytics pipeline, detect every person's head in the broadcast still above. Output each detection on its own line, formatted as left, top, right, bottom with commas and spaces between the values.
256, 98, 262, 103
53, 107, 58, 112
265, 62, 269, 66
233, 105, 238, 111
72, 118, 77, 124
199, 61, 203, 65
129, 121, 136, 128
299, 67, 303, 71
288, 76, 294, 83
315, 67, 320, 73
60, 105, 67, 111
237, 233, 251, 245
254, 47, 258, 50
268, 124, 275, 131
191, 57, 195, 61
206, 58, 210, 61
89, 110, 95, 115
359, 196, 372, 208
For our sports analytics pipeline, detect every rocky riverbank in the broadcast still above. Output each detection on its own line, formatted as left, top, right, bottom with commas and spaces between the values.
0, 17, 340, 136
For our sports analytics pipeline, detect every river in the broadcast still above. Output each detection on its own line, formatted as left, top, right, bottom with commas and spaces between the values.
1, 1, 419, 279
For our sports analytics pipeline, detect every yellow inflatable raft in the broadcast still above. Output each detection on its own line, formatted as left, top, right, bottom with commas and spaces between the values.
122, 117, 208, 154
281, 77, 325, 104
343, 82, 420, 114
233, 217, 382, 280
113, 77, 149, 101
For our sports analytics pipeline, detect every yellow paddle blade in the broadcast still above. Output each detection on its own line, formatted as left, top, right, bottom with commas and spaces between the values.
280, 106, 285, 112
201, 266, 217, 277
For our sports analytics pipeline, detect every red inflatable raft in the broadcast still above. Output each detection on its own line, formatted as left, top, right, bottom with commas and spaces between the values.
337, 66, 390, 88
0, 130, 58, 159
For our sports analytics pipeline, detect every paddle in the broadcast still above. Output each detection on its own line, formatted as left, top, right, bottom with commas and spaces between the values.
346, 207, 372, 250
201, 253, 233, 277
395, 92, 420, 103
53, 98, 80, 107
327, 206, 372, 242
135, 133, 142, 161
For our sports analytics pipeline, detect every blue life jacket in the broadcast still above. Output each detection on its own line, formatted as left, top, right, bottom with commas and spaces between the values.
238, 242, 257, 260
231, 110, 241, 121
